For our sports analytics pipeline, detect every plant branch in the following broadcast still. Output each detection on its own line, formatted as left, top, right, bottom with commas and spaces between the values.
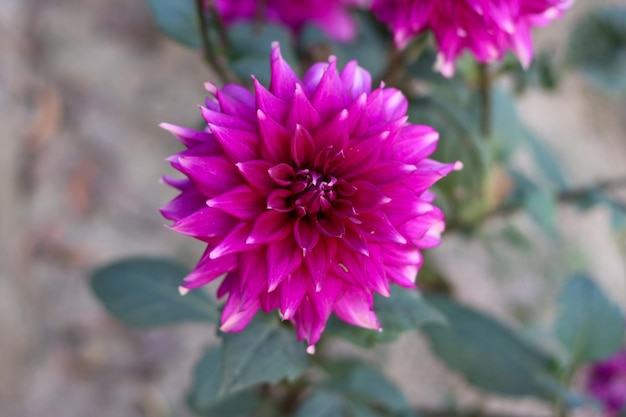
478, 62, 491, 138
195, 0, 236, 84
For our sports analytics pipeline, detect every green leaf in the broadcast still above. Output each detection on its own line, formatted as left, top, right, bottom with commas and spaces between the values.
296, 391, 345, 417
219, 313, 309, 396
145, 0, 202, 48
554, 273, 625, 366
326, 286, 446, 348
90, 257, 217, 327
422, 295, 564, 401
323, 362, 411, 413
505, 170, 558, 237
567, 6, 626, 93
522, 131, 568, 189
300, 12, 389, 80
187, 346, 261, 417
228, 23, 297, 85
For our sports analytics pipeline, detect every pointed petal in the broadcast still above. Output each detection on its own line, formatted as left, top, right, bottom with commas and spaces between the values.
267, 236, 303, 291
280, 267, 309, 320
312, 109, 349, 152
246, 210, 294, 244
291, 125, 316, 168
269, 43, 302, 101
236, 160, 275, 194
294, 217, 319, 255
334, 289, 380, 330
177, 155, 243, 196
170, 206, 239, 239
207, 185, 266, 221
159, 187, 207, 221
159, 123, 214, 148
254, 77, 289, 122
181, 250, 237, 290
359, 212, 407, 244
210, 223, 257, 259
257, 109, 292, 163
201, 106, 255, 132
286, 84, 321, 133
340, 60, 372, 99
208, 123, 258, 162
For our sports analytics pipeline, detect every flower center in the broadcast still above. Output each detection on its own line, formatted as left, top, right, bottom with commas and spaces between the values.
267, 163, 356, 220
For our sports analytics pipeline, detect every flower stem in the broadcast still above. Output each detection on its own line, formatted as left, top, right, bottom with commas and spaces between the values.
478, 62, 491, 138
195, 0, 235, 84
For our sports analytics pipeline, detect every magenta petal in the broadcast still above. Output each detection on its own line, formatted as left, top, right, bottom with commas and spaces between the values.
286, 84, 322, 133
217, 85, 256, 121
340, 60, 372, 99
221, 291, 261, 332
350, 180, 390, 214
293, 296, 325, 348
342, 222, 370, 257
201, 106, 255, 132
294, 217, 319, 254
280, 267, 308, 320
310, 58, 347, 119
171, 207, 239, 239
160, 186, 207, 221
312, 109, 349, 152
178, 155, 243, 196
254, 77, 289, 122
181, 250, 237, 290
267, 236, 303, 291
359, 212, 407, 245
236, 159, 276, 194
268, 163, 296, 186
393, 125, 439, 163
269, 43, 302, 101
316, 213, 346, 238
209, 222, 256, 259
257, 109, 292, 163
160, 123, 215, 148
208, 123, 258, 162
305, 238, 336, 291
291, 125, 316, 168
207, 185, 266, 221
334, 289, 380, 330
247, 210, 294, 244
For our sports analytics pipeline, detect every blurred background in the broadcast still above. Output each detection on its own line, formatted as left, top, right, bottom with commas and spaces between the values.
1, 0, 625, 416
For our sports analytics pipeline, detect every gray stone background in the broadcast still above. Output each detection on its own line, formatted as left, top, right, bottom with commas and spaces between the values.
1, 0, 624, 416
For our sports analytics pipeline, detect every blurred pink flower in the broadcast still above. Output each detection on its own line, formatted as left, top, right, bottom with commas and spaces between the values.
161, 43, 459, 350
587, 349, 626, 417
370, 0, 573, 77
213, 0, 368, 42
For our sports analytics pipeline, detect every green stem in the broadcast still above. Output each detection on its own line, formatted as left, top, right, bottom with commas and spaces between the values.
195, 0, 235, 84
478, 62, 491, 138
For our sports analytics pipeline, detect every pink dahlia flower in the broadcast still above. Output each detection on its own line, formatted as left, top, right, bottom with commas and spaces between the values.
213, 0, 368, 42
161, 43, 459, 350
587, 349, 626, 416
370, 0, 573, 77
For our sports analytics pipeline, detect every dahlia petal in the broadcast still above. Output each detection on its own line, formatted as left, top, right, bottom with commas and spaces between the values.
177, 155, 243, 196
312, 109, 349, 152
316, 213, 346, 238
310, 57, 347, 119
279, 267, 309, 320
343, 222, 370, 257
345, 93, 369, 136
333, 289, 380, 330
351, 180, 390, 214
312, 8, 358, 43
270, 43, 303, 101
310, 276, 345, 321
181, 250, 237, 290
247, 210, 294, 244
209, 222, 256, 259
268, 163, 296, 186
398, 207, 445, 248
208, 123, 258, 162
221, 291, 261, 332
510, 22, 533, 69
159, 186, 207, 221
238, 250, 270, 308
170, 207, 239, 240
159, 123, 214, 147
291, 125, 316, 168
393, 125, 440, 163
266, 188, 294, 212
405, 159, 462, 195
267, 236, 303, 291
383, 88, 409, 121
257, 109, 292, 163
385, 263, 419, 287
217, 84, 256, 121
286, 84, 322, 133
201, 106, 256, 132
294, 217, 319, 254
305, 238, 336, 291
359, 212, 407, 245
355, 161, 416, 186
207, 185, 266, 221
236, 159, 276, 194
340, 60, 372, 99
293, 296, 326, 347
302, 62, 328, 95
254, 77, 289, 122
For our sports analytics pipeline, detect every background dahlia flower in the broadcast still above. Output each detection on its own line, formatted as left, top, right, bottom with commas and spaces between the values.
587, 348, 626, 417
161, 43, 459, 350
371, 0, 573, 77
213, 0, 368, 42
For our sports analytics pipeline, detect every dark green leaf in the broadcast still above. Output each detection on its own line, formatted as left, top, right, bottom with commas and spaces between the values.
554, 273, 625, 366
90, 257, 217, 327
422, 295, 564, 400
567, 6, 626, 93
145, 0, 202, 48
228, 23, 297, 85
295, 391, 345, 417
326, 286, 446, 348
219, 313, 309, 395
187, 346, 261, 417
323, 362, 410, 413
